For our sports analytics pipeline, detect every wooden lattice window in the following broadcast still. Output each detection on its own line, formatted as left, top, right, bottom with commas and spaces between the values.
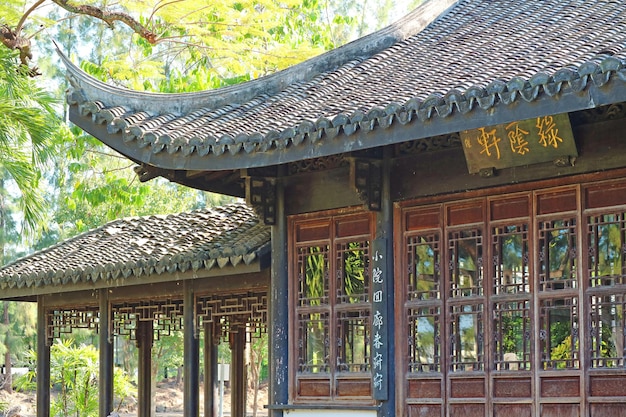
291, 212, 374, 400
587, 211, 626, 369
448, 226, 485, 373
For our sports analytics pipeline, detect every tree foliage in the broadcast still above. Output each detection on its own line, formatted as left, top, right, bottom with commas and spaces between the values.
15, 340, 135, 416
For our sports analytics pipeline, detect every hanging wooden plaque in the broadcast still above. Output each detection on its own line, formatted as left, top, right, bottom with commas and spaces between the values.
460, 113, 578, 174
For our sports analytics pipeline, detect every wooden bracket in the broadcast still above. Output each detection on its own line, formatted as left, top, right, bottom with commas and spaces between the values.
245, 177, 276, 225
351, 159, 382, 211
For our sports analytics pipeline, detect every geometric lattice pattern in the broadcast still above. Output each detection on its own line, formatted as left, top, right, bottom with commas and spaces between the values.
46, 307, 100, 346
196, 291, 268, 342
110, 299, 184, 342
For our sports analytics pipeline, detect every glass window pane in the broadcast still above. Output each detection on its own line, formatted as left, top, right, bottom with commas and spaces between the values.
590, 294, 626, 368
337, 310, 370, 372
449, 229, 484, 298
539, 297, 579, 370
450, 304, 484, 372
588, 213, 626, 287
297, 245, 329, 306
539, 219, 577, 291
494, 301, 531, 370
408, 306, 441, 372
408, 234, 441, 301
493, 225, 530, 294
337, 241, 370, 304
298, 312, 329, 373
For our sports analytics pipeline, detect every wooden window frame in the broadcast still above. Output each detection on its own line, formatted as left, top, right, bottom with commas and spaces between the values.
289, 210, 376, 403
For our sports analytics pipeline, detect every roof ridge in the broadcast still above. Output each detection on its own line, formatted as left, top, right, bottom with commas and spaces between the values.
58, 0, 458, 116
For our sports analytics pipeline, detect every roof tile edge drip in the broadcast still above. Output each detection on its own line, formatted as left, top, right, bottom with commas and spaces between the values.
0, 204, 271, 291
67, 57, 626, 160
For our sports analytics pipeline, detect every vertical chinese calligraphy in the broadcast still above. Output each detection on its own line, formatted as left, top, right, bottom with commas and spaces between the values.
371, 239, 388, 400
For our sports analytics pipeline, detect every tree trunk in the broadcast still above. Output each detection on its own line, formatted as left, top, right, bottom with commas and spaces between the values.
3, 302, 11, 394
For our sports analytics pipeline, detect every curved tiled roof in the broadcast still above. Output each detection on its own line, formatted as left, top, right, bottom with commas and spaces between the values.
64, 0, 626, 171
0, 203, 270, 292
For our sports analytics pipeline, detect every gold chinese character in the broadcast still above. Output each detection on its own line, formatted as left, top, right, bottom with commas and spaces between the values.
506, 122, 530, 155
536, 115, 562, 148
477, 127, 501, 160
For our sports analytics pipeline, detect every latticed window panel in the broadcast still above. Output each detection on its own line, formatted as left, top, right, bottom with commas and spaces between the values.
492, 224, 530, 295
449, 303, 484, 372
589, 293, 626, 368
336, 240, 370, 304
539, 296, 579, 370
196, 291, 268, 343
291, 212, 374, 401
111, 299, 183, 342
448, 228, 484, 298
407, 305, 441, 373
407, 233, 441, 301
493, 301, 531, 371
336, 309, 370, 373
297, 245, 329, 307
46, 307, 100, 346
587, 212, 626, 287
297, 311, 330, 373
538, 218, 577, 291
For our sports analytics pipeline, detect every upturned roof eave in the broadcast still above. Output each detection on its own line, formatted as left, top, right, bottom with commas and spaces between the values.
68, 72, 626, 173
59, 0, 458, 116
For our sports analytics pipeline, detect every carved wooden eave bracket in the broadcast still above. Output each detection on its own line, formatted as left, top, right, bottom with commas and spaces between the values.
245, 176, 277, 226
350, 158, 382, 211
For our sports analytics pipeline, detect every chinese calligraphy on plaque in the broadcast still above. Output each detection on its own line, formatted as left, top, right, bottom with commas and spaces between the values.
371, 239, 388, 400
460, 114, 578, 174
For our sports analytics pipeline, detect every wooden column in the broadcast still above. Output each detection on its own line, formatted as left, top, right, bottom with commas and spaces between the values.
136, 320, 153, 417
204, 322, 219, 417
36, 296, 50, 417
269, 172, 288, 416
183, 281, 199, 417
376, 148, 395, 417
230, 327, 247, 417
99, 289, 114, 417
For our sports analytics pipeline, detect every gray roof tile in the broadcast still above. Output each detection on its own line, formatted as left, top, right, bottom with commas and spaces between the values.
0, 203, 269, 291
62, 0, 626, 170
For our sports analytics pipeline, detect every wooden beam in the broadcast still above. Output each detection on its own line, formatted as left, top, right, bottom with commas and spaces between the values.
1, 259, 265, 300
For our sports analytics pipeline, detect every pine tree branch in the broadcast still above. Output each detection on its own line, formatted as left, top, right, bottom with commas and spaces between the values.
51, 0, 158, 44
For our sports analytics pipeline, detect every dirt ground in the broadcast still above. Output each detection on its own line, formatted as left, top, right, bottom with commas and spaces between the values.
0, 379, 268, 417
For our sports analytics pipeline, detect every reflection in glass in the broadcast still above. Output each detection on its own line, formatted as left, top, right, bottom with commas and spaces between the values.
494, 301, 531, 370
408, 234, 440, 301
338, 241, 369, 304
539, 219, 577, 291
337, 311, 370, 372
298, 246, 329, 306
493, 225, 529, 294
590, 294, 625, 368
540, 297, 579, 370
449, 229, 483, 297
408, 307, 440, 372
299, 312, 329, 373
450, 304, 484, 372
588, 214, 625, 287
